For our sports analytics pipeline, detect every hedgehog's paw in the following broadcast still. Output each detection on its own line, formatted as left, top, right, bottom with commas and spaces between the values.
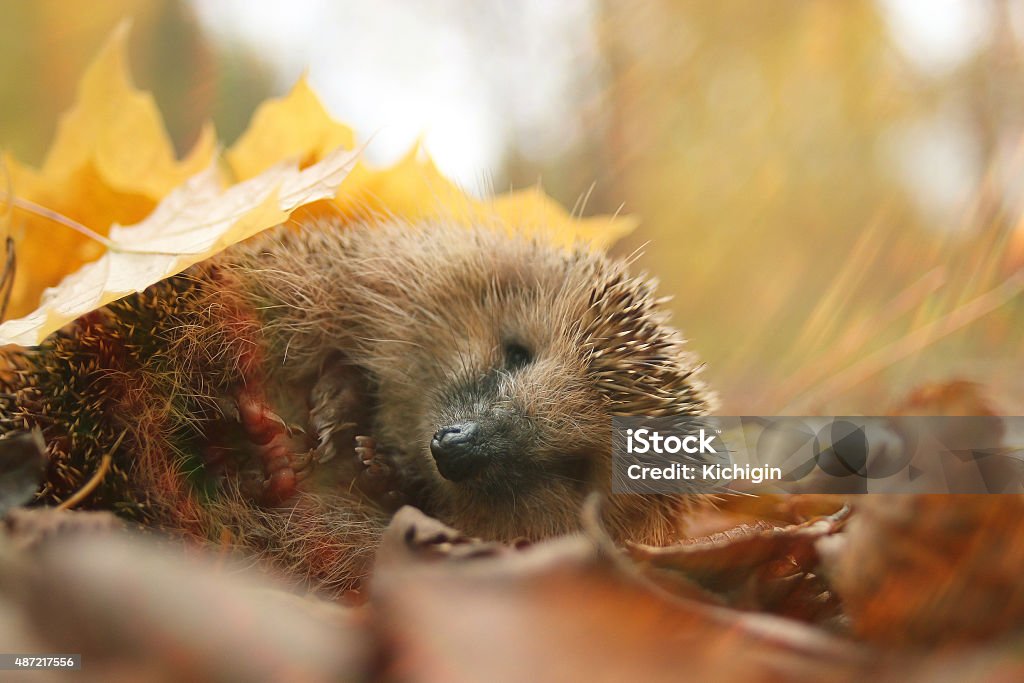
262, 447, 317, 506
354, 435, 406, 511
235, 389, 314, 506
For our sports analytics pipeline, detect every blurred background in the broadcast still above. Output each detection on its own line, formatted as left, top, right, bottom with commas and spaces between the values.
1, 0, 1021, 415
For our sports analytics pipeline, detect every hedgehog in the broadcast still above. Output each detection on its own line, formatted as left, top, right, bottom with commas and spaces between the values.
0, 218, 716, 596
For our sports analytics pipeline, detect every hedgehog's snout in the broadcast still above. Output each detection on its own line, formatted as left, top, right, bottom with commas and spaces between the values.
430, 421, 487, 481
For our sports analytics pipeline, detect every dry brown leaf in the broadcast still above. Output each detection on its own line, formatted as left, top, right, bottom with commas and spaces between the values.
375, 506, 519, 570
684, 494, 852, 535
826, 495, 1024, 648
629, 505, 848, 624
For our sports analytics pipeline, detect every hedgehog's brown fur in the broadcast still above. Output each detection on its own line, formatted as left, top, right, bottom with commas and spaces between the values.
0, 218, 716, 597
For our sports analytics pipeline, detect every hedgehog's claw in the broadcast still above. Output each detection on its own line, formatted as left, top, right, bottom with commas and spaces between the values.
315, 421, 357, 464
294, 451, 316, 482
354, 434, 405, 511
285, 422, 307, 438
355, 435, 376, 465
309, 355, 371, 465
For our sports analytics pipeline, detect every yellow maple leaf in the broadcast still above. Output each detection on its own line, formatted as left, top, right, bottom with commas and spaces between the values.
2, 22, 216, 318
226, 75, 355, 182
39, 22, 216, 199
331, 143, 476, 222
0, 147, 358, 346
480, 188, 638, 252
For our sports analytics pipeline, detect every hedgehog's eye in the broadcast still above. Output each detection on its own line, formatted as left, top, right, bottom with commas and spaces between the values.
504, 342, 533, 370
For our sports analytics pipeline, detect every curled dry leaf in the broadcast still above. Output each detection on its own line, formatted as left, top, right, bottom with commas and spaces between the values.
628, 504, 848, 624
683, 493, 852, 536
375, 506, 514, 571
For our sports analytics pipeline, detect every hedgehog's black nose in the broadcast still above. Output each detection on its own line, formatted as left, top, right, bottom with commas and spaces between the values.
431, 422, 485, 481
